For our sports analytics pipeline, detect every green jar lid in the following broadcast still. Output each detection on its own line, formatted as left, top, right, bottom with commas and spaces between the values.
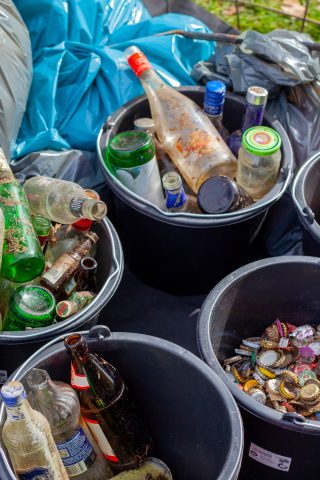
107, 131, 155, 168
242, 127, 281, 156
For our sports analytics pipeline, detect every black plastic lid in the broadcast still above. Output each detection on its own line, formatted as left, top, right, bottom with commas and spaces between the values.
197, 176, 238, 214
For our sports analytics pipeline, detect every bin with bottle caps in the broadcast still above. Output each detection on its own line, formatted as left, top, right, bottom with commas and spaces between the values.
97, 83, 292, 294
0, 325, 244, 480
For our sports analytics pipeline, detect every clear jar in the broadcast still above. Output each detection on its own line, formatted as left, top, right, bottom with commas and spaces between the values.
237, 126, 282, 200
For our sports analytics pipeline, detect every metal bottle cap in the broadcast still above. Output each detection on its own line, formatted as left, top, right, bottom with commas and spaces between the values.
1, 381, 26, 407
197, 176, 239, 214
246, 86, 268, 106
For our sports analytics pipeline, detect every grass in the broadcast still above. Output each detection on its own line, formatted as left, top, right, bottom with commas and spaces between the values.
194, 0, 320, 41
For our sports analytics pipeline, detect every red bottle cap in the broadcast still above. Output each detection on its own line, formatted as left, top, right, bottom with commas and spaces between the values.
128, 51, 151, 77
72, 219, 92, 231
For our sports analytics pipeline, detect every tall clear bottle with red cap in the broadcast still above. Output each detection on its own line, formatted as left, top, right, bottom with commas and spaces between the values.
125, 46, 237, 194
64, 333, 152, 473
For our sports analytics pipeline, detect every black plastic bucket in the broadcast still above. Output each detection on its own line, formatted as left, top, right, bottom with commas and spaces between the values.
292, 152, 320, 255
0, 219, 123, 379
197, 256, 320, 480
97, 87, 293, 294
0, 325, 243, 480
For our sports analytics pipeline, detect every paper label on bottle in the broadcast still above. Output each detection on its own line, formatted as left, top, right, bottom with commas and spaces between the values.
64, 276, 77, 295
165, 189, 187, 209
71, 363, 90, 390
127, 52, 151, 77
17, 467, 53, 479
57, 427, 96, 477
249, 442, 292, 472
42, 255, 75, 286
83, 417, 119, 463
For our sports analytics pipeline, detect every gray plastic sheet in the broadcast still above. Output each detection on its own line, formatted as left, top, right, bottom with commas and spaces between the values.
0, 0, 32, 158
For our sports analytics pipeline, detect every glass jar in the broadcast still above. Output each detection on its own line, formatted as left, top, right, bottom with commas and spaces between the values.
237, 126, 282, 200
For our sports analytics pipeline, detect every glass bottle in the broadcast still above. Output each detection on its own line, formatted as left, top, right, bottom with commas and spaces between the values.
0, 149, 44, 282
1, 381, 69, 479
24, 177, 107, 224
197, 176, 254, 214
41, 232, 99, 293
237, 126, 282, 200
107, 131, 164, 207
56, 291, 95, 319
203, 80, 229, 140
64, 334, 152, 472
162, 171, 201, 214
27, 368, 113, 479
125, 46, 237, 193
2, 284, 56, 331
226, 86, 268, 157
32, 215, 52, 248
45, 219, 93, 270
76, 257, 98, 291
109, 458, 172, 479
134, 118, 155, 134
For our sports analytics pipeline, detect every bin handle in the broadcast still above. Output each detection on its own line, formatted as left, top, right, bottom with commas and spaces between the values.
281, 412, 320, 432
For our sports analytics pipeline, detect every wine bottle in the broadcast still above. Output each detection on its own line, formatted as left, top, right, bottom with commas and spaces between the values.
125, 46, 237, 193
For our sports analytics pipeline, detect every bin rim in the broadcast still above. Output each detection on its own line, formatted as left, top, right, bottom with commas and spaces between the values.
197, 255, 320, 435
0, 325, 244, 480
292, 151, 320, 243
97, 86, 293, 228
0, 219, 124, 344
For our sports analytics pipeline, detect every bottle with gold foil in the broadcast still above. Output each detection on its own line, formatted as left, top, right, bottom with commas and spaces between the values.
0, 148, 44, 282
40, 232, 98, 293
65, 334, 152, 473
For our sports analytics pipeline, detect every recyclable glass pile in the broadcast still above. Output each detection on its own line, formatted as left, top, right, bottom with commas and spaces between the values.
105, 46, 282, 214
223, 319, 320, 419
1, 334, 172, 479
0, 148, 108, 332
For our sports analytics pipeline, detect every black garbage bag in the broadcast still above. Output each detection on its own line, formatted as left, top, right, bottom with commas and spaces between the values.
192, 29, 320, 256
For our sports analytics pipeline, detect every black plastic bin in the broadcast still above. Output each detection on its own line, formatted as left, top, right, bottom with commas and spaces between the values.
0, 218, 123, 379
97, 87, 293, 295
0, 325, 243, 480
292, 152, 320, 255
197, 256, 320, 480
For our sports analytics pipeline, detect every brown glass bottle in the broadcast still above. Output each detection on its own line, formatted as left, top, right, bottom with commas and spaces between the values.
64, 334, 152, 473
40, 232, 98, 292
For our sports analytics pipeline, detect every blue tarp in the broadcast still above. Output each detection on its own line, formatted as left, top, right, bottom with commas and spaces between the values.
13, 0, 214, 158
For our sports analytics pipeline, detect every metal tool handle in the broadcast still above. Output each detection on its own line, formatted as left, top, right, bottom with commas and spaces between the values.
282, 412, 320, 432
291, 153, 318, 225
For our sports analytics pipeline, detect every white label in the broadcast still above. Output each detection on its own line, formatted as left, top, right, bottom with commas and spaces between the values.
71, 363, 90, 390
83, 417, 119, 463
249, 443, 292, 472
279, 338, 289, 348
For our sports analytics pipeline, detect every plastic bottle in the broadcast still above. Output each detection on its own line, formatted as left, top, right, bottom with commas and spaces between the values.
125, 46, 237, 193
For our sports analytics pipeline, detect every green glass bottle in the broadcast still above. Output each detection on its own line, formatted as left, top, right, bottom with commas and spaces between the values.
32, 215, 52, 247
0, 148, 44, 282
2, 285, 56, 331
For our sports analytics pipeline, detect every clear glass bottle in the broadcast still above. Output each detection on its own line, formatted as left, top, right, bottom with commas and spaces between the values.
0, 149, 44, 283
109, 458, 172, 479
27, 369, 113, 479
197, 176, 254, 214
1, 381, 69, 479
226, 86, 268, 157
45, 219, 93, 270
64, 334, 152, 473
162, 171, 201, 214
24, 177, 107, 224
56, 291, 95, 319
237, 126, 282, 200
203, 80, 229, 140
41, 232, 99, 293
107, 131, 164, 207
2, 284, 56, 331
125, 46, 237, 193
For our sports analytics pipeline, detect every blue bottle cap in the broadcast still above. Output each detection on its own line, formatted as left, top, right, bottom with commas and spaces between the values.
204, 81, 227, 116
1, 381, 26, 407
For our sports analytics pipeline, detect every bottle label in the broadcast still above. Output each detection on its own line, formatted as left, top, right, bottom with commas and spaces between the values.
165, 189, 187, 209
64, 276, 77, 295
57, 427, 96, 477
127, 52, 151, 77
42, 255, 76, 287
17, 467, 53, 479
83, 417, 119, 463
71, 363, 90, 390
204, 103, 223, 116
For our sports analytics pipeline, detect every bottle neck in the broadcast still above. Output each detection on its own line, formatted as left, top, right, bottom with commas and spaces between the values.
70, 198, 107, 221
242, 102, 265, 133
208, 113, 224, 129
5, 398, 33, 422
139, 68, 165, 93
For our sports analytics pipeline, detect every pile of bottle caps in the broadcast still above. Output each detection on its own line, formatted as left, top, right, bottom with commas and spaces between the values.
223, 319, 320, 419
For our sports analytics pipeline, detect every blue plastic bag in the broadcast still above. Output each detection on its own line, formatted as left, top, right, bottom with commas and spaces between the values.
13, 0, 214, 158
